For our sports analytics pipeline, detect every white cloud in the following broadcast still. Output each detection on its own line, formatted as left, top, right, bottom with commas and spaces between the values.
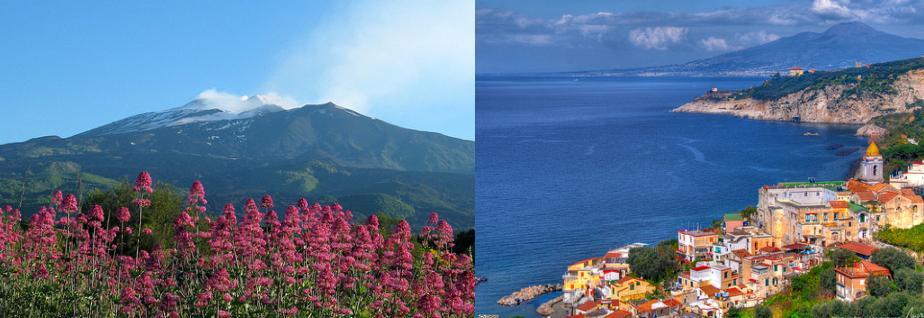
510, 34, 554, 46
811, 0, 854, 18
739, 31, 781, 45
264, 0, 474, 139
700, 37, 731, 51
628, 26, 687, 50
193, 89, 298, 113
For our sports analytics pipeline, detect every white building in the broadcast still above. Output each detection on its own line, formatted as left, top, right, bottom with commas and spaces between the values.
890, 160, 924, 188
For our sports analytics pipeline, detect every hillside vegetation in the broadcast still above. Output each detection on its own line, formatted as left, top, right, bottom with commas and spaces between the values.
739, 57, 924, 101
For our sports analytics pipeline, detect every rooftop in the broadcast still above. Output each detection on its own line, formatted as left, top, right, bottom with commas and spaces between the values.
837, 242, 878, 257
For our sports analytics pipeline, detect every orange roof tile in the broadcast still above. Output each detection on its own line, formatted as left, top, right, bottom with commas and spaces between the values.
605, 310, 633, 318
869, 183, 895, 193
699, 284, 721, 297
838, 242, 878, 257
727, 287, 745, 297
635, 299, 660, 313
576, 301, 598, 312
568, 315, 586, 318
901, 189, 924, 203
829, 200, 849, 208
615, 275, 640, 285
879, 192, 899, 203
847, 179, 871, 193
732, 249, 751, 258
663, 298, 682, 308
855, 191, 876, 202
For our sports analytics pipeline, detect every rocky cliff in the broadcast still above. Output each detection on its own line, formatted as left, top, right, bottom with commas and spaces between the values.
674, 64, 924, 124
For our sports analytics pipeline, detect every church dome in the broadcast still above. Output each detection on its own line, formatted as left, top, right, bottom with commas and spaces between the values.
866, 141, 880, 157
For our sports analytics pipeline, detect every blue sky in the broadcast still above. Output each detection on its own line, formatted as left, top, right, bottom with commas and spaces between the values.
0, 1, 474, 143
478, 0, 924, 73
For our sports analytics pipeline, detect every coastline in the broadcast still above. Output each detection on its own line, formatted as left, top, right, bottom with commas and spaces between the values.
505, 125, 872, 317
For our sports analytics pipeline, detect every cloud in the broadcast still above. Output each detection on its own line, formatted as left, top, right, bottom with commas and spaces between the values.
264, 0, 473, 139
811, 0, 854, 19
628, 26, 687, 50
700, 37, 731, 51
738, 31, 781, 45
193, 89, 298, 113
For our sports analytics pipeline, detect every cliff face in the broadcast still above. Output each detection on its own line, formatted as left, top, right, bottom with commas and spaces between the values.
674, 70, 924, 124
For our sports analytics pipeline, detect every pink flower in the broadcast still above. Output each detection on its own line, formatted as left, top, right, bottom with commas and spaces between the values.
61, 194, 78, 212
52, 190, 63, 206
188, 180, 206, 205
133, 171, 153, 193
117, 207, 131, 223
261, 194, 274, 209
143, 228, 153, 235
133, 198, 152, 208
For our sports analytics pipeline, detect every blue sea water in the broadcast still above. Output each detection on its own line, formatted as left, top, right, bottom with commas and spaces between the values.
474, 77, 867, 317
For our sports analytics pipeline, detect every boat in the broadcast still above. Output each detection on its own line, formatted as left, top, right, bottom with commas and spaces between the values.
803, 132, 820, 136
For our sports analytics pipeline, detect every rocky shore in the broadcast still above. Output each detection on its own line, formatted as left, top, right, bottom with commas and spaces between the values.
536, 295, 564, 316
497, 283, 563, 306
673, 70, 924, 124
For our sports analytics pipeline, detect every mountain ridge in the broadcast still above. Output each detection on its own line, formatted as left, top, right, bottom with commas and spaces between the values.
568, 22, 924, 77
0, 96, 474, 228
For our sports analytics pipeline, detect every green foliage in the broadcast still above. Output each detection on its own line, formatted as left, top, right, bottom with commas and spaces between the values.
755, 305, 772, 318
826, 247, 859, 267
709, 218, 723, 230
336, 193, 415, 219
739, 206, 757, 220
871, 247, 916, 273
740, 57, 924, 101
812, 292, 924, 317
895, 268, 924, 294
82, 181, 182, 253
627, 240, 680, 282
452, 229, 474, 256
875, 223, 924, 253
868, 275, 896, 297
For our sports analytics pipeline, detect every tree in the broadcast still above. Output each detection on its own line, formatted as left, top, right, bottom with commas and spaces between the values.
812, 300, 848, 318
895, 268, 924, 294
755, 305, 772, 318
82, 181, 182, 254
739, 206, 757, 220
871, 247, 916, 273
627, 241, 679, 282
827, 247, 859, 267
868, 275, 895, 297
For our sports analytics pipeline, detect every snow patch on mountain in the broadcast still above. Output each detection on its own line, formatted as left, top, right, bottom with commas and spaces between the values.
178, 89, 299, 113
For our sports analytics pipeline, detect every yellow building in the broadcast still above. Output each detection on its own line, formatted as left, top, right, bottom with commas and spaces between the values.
610, 276, 655, 302
788, 66, 804, 76
563, 257, 602, 292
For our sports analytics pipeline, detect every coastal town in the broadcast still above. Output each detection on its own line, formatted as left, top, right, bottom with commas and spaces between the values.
510, 141, 924, 317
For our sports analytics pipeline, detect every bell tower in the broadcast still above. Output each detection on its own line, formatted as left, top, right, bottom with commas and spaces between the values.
860, 141, 884, 183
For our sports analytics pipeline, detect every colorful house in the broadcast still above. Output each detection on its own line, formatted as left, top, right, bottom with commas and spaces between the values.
723, 213, 745, 234
835, 260, 891, 302
610, 276, 655, 302
788, 66, 804, 76
678, 229, 719, 262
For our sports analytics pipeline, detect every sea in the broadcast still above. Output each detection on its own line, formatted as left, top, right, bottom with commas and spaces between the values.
474, 76, 867, 317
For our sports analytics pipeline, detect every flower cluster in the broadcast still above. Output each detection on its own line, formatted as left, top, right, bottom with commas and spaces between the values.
0, 172, 474, 317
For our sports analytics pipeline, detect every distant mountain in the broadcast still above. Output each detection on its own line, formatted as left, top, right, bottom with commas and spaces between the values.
574, 22, 924, 77
0, 95, 474, 228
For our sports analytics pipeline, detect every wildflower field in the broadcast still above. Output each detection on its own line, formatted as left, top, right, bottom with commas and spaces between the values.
0, 171, 474, 317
